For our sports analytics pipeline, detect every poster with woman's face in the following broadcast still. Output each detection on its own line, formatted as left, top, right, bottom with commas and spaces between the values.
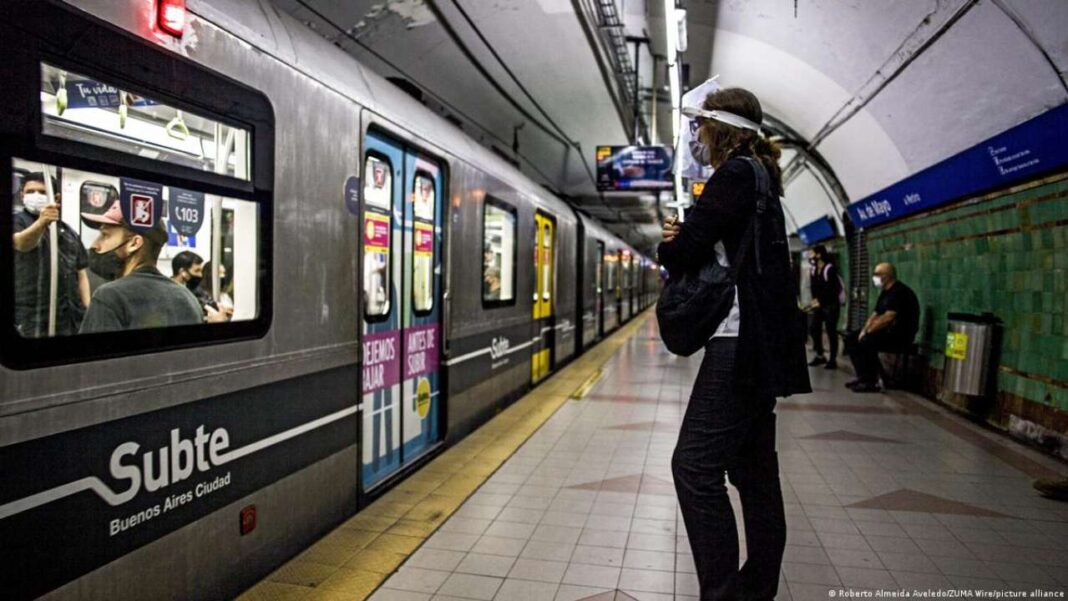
364, 156, 391, 210
413, 174, 434, 221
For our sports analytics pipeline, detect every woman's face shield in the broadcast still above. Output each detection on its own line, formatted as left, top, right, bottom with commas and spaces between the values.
681, 106, 762, 134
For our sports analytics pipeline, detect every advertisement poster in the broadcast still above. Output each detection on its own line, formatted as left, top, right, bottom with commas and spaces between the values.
363, 211, 391, 317
413, 174, 435, 220
168, 187, 205, 236
595, 145, 674, 191
363, 156, 391, 209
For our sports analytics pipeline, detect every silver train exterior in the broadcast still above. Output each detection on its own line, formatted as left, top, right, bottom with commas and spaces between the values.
0, 0, 658, 599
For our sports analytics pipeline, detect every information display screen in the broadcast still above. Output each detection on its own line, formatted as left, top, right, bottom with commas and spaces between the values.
596, 145, 673, 191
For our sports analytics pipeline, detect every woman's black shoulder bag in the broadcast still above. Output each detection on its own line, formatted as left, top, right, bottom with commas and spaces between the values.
656, 157, 769, 356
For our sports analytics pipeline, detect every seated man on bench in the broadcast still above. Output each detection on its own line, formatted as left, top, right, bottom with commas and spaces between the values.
845, 262, 919, 392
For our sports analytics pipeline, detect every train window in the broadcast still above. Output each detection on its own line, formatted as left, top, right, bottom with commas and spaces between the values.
40, 64, 251, 181
0, 3, 274, 369
11, 158, 261, 338
482, 199, 516, 305
412, 171, 435, 313
363, 154, 393, 318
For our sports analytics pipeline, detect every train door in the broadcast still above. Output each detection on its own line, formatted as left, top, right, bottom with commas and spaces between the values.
360, 131, 444, 491
531, 211, 555, 383
627, 254, 636, 313
619, 250, 630, 322
604, 249, 617, 331
595, 240, 605, 338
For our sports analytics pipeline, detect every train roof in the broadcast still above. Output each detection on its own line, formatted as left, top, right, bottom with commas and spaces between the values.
176, 0, 584, 227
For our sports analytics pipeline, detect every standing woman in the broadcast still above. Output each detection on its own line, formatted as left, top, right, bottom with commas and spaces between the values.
658, 88, 811, 601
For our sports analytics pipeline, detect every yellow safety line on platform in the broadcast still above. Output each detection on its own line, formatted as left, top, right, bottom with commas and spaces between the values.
236, 308, 654, 601
570, 368, 604, 399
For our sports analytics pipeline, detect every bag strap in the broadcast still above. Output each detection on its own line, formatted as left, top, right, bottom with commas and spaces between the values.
728, 157, 770, 278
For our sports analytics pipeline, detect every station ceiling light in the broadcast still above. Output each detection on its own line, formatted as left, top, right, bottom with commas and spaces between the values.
663, 0, 683, 203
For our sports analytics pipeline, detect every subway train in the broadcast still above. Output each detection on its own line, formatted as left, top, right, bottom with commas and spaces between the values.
0, 0, 660, 599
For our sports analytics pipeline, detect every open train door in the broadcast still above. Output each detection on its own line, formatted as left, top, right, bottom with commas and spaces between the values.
359, 130, 444, 491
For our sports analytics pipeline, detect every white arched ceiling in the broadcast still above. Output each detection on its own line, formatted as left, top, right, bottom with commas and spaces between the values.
273, 0, 1068, 251
782, 167, 838, 234
685, 0, 1068, 229
705, 28, 909, 207
861, 0, 1067, 174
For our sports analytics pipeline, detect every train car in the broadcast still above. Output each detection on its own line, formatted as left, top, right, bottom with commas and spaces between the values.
0, 1, 651, 599
642, 257, 662, 308
440, 160, 582, 446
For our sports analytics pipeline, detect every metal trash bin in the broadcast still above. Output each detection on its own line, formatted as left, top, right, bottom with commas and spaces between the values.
943, 312, 1001, 396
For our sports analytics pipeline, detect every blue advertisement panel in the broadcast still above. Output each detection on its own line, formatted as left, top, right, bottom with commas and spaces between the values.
596, 145, 674, 191
847, 103, 1068, 229
797, 215, 837, 246
168, 187, 205, 236
64, 79, 157, 110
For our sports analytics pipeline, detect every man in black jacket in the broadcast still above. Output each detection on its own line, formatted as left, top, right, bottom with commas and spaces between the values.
845, 262, 919, 392
805, 244, 843, 369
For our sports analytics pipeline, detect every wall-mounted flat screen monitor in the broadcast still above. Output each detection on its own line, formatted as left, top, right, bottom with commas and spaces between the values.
596, 145, 673, 191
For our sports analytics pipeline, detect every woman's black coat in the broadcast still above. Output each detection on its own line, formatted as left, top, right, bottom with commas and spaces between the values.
657, 156, 812, 398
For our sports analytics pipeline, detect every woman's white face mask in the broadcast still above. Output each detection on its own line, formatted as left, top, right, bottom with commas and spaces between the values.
688, 137, 711, 166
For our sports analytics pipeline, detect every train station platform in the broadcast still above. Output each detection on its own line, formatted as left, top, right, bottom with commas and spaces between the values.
239, 311, 1068, 601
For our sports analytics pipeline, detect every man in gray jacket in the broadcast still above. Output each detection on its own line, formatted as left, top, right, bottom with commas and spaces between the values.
79, 199, 202, 333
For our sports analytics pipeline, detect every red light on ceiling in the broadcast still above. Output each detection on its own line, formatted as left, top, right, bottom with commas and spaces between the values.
157, 0, 186, 37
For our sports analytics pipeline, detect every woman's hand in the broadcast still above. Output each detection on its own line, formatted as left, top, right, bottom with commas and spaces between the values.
662, 214, 681, 243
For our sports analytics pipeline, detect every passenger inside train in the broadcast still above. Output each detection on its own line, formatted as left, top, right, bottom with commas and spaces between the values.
12, 172, 91, 337
196, 261, 235, 322
78, 198, 203, 333
171, 251, 231, 323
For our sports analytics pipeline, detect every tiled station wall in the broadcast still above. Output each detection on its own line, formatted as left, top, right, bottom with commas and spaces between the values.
861, 172, 1068, 449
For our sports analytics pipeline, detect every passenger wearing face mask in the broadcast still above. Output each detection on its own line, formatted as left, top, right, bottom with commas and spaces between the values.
171, 251, 228, 323
78, 199, 202, 333
195, 261, 234, 321
12, 172, 91, 337
804, 244, 843, 369
844, 262, 919, 392
659, 88, 810, 601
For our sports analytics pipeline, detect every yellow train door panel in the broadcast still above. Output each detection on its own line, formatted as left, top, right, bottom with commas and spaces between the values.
532, 212, 554, 382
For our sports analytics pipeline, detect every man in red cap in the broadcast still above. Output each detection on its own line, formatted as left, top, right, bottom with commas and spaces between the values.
79, 198, 202, 333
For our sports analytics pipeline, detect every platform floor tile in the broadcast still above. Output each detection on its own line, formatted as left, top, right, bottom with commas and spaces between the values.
246, 313, 1068, 601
